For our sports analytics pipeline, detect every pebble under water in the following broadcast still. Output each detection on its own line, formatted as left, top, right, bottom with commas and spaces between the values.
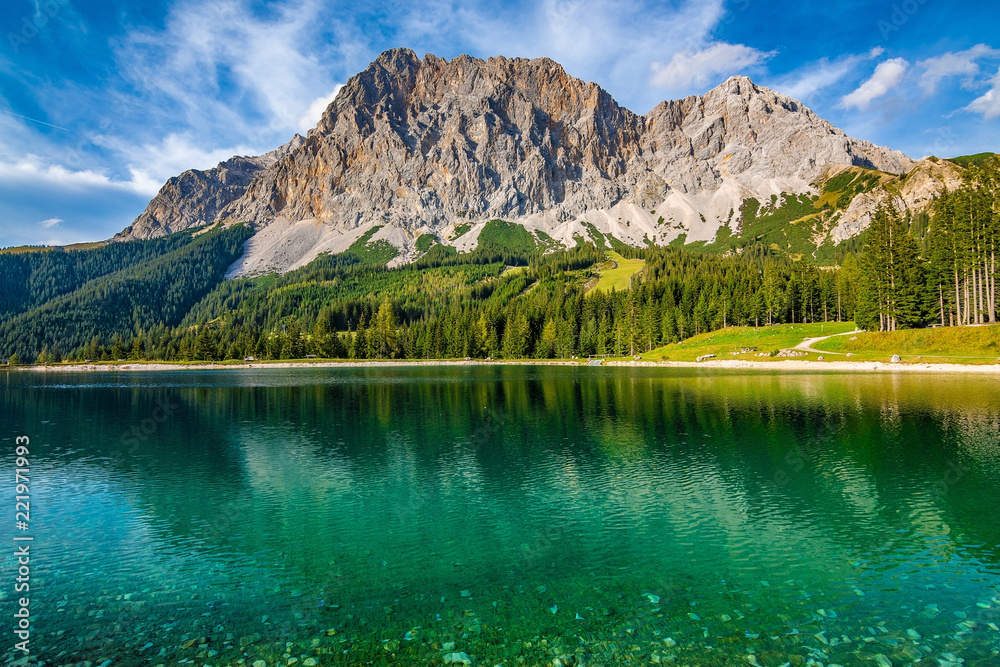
2, 366, 999, 666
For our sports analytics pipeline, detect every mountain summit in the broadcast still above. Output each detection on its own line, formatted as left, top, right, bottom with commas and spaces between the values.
118, 48, 918, 274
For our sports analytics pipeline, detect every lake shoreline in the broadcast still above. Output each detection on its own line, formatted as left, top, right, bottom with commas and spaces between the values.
18, 358, 1000, 373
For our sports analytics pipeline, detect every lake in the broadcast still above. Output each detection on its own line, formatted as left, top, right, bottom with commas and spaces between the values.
2, 366, 999, 666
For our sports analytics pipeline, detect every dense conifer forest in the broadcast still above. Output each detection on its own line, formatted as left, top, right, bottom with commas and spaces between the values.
2, 158, 997, 364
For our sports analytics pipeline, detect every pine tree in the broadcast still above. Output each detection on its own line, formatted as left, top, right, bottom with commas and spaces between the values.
111, 335, 126, 360
129, 336, 144, 361
763, 264, 784, 326
538, 319, 558, 358
501, 311, 529, 359
194, 327, 218, 360
858, 205, 923, 331
836, 254, 860, 322
286, 321, 304, 358
351, 315, 368, 359
310, 318, 329, 357
372, 298, 399, 358
555, 319, 575, 358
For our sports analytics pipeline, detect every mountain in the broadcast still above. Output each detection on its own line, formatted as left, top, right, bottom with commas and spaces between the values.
828, 157, 964, 242
114, 134, 304, 241
118, 48, 929, 273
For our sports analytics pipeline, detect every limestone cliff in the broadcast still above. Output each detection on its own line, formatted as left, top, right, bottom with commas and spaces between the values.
117, 48, 930, 275
114, 134, 303, 240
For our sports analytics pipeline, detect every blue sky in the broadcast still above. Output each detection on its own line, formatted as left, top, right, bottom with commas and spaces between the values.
1, 0, 998, 247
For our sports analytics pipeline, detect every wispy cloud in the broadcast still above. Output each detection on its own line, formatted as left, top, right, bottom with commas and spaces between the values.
650, 43, 774, 92
965, 67, 1000, 120
94, 132, 262, 192
841, 58, 909, 110
39, 217, 62, 228
768, 48, 885, 103
298, 84, 344, 132
0, 155, 159, 196
112, 0, 351, 144
918, 44, 998, 95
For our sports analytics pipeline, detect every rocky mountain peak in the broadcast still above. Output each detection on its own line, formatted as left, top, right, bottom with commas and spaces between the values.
115, 133, 305, 241
117, 48, 926, 277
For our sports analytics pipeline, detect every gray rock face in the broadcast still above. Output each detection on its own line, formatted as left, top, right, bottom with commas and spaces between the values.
219, 49, 911, 233
114, 134, 304, 241
830, 158, 964, 242
117, 48, 922, 275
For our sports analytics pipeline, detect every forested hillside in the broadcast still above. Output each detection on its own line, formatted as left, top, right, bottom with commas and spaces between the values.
2, 158, 997, 364
0, 233, 198, 319
857, 158, 999, 330
0, 225, 253, 363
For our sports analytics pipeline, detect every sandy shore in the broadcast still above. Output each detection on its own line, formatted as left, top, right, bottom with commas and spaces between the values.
19, 358, 1000, 373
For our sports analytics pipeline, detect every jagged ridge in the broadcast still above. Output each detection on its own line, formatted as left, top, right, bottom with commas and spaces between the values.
116, 135, 304, 241
117, 48, 919, 274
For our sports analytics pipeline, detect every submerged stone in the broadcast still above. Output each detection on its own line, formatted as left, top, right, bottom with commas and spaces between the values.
443, 651, 472, 665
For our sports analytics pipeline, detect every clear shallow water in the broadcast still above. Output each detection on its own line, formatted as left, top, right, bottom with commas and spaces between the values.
2, 366, 1000, 666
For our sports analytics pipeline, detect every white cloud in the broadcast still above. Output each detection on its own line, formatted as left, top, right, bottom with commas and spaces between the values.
39, 217, 63, 228
919, 44, 998, 95
0, 155, 158, 195
840, 58, 909, 110
650, 43, 774, 91
94, 132, 261, 189
769, 48, 886, 102
298, 84, 344, 132
775, 61, 855, 102
965, 67, 1000, 120
113, 0, 356, 148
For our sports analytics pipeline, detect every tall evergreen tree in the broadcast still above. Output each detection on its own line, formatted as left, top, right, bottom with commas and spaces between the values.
858, 205, 923, 331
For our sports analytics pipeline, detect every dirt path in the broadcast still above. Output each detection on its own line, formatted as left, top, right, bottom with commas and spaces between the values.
793, 329, 861, 355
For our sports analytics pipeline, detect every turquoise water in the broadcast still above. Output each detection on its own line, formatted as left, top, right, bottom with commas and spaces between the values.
2, 366, 1000, 666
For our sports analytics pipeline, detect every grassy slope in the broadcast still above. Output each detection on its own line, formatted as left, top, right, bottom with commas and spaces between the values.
641, 322, 857, 362
345, 226, 398, 265
948, 153, 997, 168
588, 251, 645, 293
639, 322, 1000, 365
0, 242, 106, 255
475, 219, 538, 255
415, 233, 437, 252
812, 325, 1000, 364
680, 167, 890, 264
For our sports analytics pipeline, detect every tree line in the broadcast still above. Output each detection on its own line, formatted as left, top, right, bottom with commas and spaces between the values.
858, 157, 999, 330
25, 241, 859, 363
3, 156, 997, 363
